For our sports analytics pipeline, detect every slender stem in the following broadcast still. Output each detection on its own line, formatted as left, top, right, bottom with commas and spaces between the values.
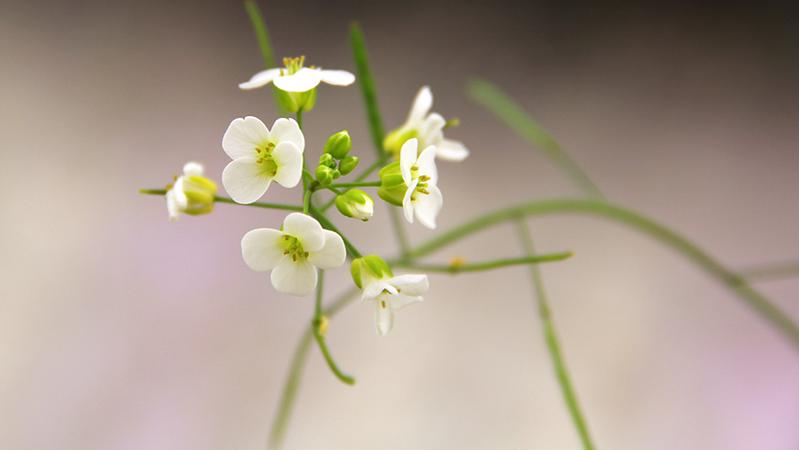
243, 0, 283, 113
396, 252, 572, 274
328, 181, 381, 188
467, 79, 604, 199
408, 198, 799, 350
138, 189, 302, 211
309, 206, 363, 258
740, 260, 799, 282
302, 190, 312, 214
350, 23, 385, 156
354, 158, 386, 182
516, 220, 596, 449
311, 270, 356, 385
296, 109, 303, 129
325, 186, 344, 196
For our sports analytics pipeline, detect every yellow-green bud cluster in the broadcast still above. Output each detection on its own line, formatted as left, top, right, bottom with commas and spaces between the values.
176, 175, 217, 216
335, 189, 374, 221
316, 131, 359, 186
350, 255, 393, 289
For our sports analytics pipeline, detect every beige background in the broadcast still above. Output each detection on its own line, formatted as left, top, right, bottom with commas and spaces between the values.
1, 1, 798, 449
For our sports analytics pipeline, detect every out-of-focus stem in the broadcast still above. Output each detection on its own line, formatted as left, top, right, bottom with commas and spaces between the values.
396, 252, 572, 273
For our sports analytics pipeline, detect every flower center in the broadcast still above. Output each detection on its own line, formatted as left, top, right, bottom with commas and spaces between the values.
280, 235, 309, 262
255, 141, 278, 176
409, 164, 431, 202
282, 56, 306, 75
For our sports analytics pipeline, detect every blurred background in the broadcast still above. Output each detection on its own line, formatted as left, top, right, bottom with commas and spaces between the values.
1, 0, 798, 449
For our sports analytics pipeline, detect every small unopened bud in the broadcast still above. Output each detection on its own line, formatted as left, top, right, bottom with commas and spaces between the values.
324, 130, 352, 159
331, 169, 341, 179
351, 255, 393, 289
166, 162, 217, 221
377, 161, 407, 206
335, 189, 374, 221
338, 155, 360, 175
316, 165, 334, 186
319, 153, 337, 169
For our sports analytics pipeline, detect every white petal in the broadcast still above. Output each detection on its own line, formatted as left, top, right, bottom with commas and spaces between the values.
271, 142, 303, 188
238, 68, 281, 90
362, 280, 398, 301
414, 185, 443, 230
416, 145, 438, 185
172, 177, 188, 209
402, 178, 419, 224
241, 228, 285, 271
400, 138, 418, 185
436, 139, 469, 162
182, 161, 204, 176
419, 113, 446, 140
375, 302, 394, 336
272, 68, 322, 92
222, 157, 271, 204
307, 230, 346, 269
282, 213, 325, 252
271, 258, 317, 296
388, 274, 429, 297
270, 118, 305, 152
222, 116, 271, 160
390, 294, 423, 311
407, 86, 432, 126
166, 190, 179, 221
319, 70, 355, 86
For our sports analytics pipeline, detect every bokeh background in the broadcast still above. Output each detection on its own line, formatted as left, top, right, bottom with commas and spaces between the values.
2, 0, 798, 449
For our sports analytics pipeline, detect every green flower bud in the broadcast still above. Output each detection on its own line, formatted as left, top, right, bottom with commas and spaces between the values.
331, 169, 341, 179
324, 130, 352, 159
338, 155, 359, 175
319, 153, 337, 169
377, 161, 407, 206
316, 165, 334, 186
274, 86, 317, 113
351, 255, 393, 289
181, 175, 217, 215
335, 189, 374, 221
383, 127, 418, 159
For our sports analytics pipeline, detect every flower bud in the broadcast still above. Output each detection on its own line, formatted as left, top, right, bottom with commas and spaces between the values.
324, 130, 352, 159
316, 165, 334, 186
335, 189, 374, 221
331, 169, 341, 179
274, 86, 317, 113
383, 127, 418, 159
338, 155, 359, 175
377, 161, 407, 206
166, 162, 217, 220
318, 153, 337, 169
351, 255, 393, 289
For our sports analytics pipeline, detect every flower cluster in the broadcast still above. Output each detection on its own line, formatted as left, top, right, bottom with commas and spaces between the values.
156, 56, 470, 335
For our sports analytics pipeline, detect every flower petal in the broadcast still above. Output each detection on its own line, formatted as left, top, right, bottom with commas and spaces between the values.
416, 145, 438, 185
172, 177, 188, 209
407, 86, 432, 126
400, 138, 418, 185
375, 301, 394, 336
222, 116, 271, 160
272, 68, 322, 92
390, 294, 423, 311
319, 69, 355, 86
414, 184, 443, 229
282, 213, 325, 252
271, 258, 317, 296
238, 68, 282, 90
166, 190, 179, 221
241, 228, 285, 271
419, 113, 446, 140
388, 274, 429, 297
362, 280, 398, 301
222, 157, 271, 204
435, 139, 469, 162
271, 142, 303, 188
402, 178, 419, 224
307, 230, 346, 269
182, 161, 204, 176
270, 118, 305, 152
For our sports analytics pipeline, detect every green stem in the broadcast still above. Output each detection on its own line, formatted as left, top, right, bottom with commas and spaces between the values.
243, 0, 283, 113
309, 206, 363, 258
408, 198, 799, 350
296, 109, 303, 129
302, 190, 312, 214
350, 23, 385, 156
740, 260, 799, 282
328, 181, 381, 188
467, 79, 603, 199
311, 270, 356, 385
516, 220, 596, 450
138, 189, 302, 212
396, 252, 572, 274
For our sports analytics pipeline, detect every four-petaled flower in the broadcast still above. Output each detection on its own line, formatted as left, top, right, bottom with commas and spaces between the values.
239, 56, 355, 92
400, 138, 443, 229
384, 86, 469, 162
241, 213, 346, 296
222, 116, 305, 204
166, 162, 217, 221
362, 273, 429, 336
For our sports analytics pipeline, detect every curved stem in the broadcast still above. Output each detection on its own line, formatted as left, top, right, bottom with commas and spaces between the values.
309, 206, 363, 258
138, 189, 302, 212
408, 198, 799, 350
516, 220, 596, 449
328, 181, 381, 188
395, 252, 572, 274
312, 270, 356, 385
740, 260, 799, 282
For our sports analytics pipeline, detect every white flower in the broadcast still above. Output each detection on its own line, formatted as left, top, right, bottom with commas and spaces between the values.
239, 56, 355, 92
241, 213, 346, 296
400, 138, 443, 229
166, 162, 217, 220
362, 273, 429, 336
384, 86, 469, 162
222, 116, 305, 204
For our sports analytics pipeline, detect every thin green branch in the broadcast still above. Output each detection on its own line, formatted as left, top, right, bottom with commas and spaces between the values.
309, 206, 363, 258
350, 22, 385, 155
408, 198, 799, 350
516, 220, 596, 450
312, 270, 356, 385
328, 181, 381, 188
396, 252, 572, 274
740, 260, 799, 282
467, 79, 603, 199
138, 189, 302, 212
243, 0, 283, 113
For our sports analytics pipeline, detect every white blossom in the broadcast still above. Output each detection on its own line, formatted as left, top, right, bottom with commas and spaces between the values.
400, 138, 443, 229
